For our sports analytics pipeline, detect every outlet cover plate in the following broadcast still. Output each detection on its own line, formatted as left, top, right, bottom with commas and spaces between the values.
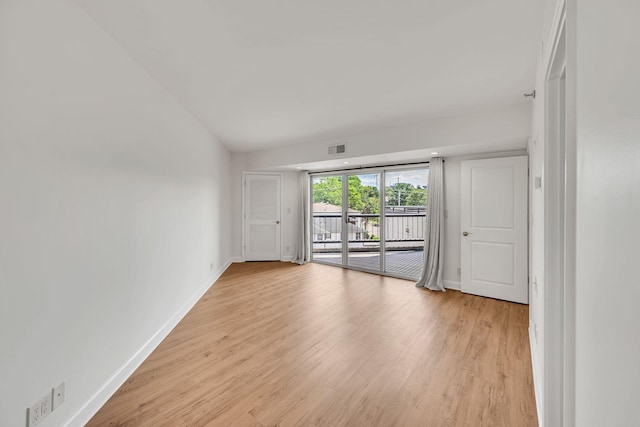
52, 382, 65, 411
28, 391, 51, 427
28, 403, 41, 427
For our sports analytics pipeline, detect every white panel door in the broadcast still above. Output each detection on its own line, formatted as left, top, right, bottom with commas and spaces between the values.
461, 156, 528, 303
244, 174, 281, 261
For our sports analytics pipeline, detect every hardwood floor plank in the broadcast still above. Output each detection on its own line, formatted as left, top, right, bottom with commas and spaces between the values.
88, 262, 537, 426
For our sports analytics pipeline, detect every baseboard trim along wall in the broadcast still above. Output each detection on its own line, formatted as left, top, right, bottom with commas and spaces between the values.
529, 326, 543, 427
444, 280, 461, 291
231, 257, 295, 263
65, 259, 233, 427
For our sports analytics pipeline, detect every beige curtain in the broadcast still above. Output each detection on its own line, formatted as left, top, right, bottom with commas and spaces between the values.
292, 171, 310, 265
416, 157, 445, 291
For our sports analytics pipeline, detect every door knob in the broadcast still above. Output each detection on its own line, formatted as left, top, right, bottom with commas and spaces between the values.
462, 231, 469, 236
276, 220, 280, 224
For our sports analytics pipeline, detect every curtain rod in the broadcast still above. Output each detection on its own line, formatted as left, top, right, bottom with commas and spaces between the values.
308, 159, 442, 175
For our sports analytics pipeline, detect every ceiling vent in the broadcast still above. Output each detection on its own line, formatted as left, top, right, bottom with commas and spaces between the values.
328, 144, 346, 155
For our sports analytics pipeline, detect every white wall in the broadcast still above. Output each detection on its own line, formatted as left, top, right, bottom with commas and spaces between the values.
573, 1, 640, 425
244, 103, 532, 170
280, 172, 301, 261
0, 1, 232, 426
230, 153, 247, 261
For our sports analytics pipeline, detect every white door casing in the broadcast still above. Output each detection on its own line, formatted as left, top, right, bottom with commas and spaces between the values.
460, 156, 528, 303
244, 173, 281, 261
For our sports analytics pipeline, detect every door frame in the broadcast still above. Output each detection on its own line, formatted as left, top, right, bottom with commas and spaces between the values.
242, 171, 284, 262
542, 2, 575, 425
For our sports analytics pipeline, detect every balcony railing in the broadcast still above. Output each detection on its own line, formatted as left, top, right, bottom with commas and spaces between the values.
312, 208, 426, 252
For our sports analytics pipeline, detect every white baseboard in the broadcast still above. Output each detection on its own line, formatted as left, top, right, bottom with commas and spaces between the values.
529, 326, 543, 427
232, 257, 295, 263
65, 259, 233, 427
444, 280, 461, 290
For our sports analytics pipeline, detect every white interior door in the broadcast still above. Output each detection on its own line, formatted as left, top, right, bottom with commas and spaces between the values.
461, 156, 528, 303
244, 173, 281, 261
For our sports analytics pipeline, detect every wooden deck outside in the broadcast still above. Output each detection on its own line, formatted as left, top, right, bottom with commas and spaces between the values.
313, 250, 424, 279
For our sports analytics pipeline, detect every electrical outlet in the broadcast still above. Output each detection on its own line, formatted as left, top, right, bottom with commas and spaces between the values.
52, 382, 65, 410
28, 391, 51, 426
456, 267, 461, 276
285, 245, 290, 253
40, 392, 51, 418
28, 401, 41, 427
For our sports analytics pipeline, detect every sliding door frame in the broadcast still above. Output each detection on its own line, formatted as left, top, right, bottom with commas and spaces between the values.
309, 163, 429, 280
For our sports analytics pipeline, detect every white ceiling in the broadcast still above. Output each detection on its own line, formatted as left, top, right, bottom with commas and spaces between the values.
73, 0, 543, 152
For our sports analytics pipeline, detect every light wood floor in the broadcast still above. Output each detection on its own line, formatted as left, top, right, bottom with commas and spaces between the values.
88, 262, 537, 427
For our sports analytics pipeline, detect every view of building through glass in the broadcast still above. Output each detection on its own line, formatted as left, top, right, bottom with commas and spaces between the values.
311, 168, 429, 279
311, 175, 343, 266
346, 173, 382, 272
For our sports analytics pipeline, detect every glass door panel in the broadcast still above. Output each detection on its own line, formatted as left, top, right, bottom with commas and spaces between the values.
384, 169, 429, 278
311, 175, 343, 265
347, 173, 381, 272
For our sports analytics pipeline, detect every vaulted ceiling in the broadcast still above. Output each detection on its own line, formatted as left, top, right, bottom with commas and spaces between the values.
73, 0, 543, 152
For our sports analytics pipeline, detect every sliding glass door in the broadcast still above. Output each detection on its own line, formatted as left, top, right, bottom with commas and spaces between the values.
346, 173, 381, 271
311, 166, 429, 280
384, 169, 429, 278
311, 175, 343, 266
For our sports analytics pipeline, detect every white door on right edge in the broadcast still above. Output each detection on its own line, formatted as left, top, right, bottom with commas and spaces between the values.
460, 156, 528, 304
